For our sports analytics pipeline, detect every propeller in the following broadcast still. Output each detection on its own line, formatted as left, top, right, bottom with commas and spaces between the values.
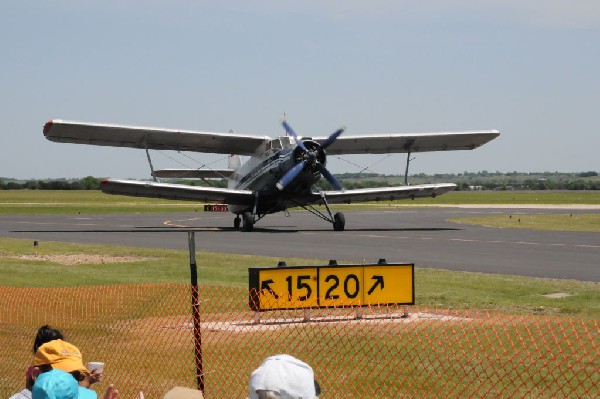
277, 120, 344, 191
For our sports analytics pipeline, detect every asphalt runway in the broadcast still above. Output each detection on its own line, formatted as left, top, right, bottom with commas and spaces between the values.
2, 207, 599, 282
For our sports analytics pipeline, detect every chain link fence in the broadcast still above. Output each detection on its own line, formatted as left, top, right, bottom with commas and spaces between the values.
1, 284, 598, 398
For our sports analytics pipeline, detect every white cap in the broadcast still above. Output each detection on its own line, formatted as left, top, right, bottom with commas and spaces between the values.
163, 387, 203, 399
249, 354, 320, 399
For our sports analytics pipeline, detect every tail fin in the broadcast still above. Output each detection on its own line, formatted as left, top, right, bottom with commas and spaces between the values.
228, 154, 241, 170
228, 155, 242, 189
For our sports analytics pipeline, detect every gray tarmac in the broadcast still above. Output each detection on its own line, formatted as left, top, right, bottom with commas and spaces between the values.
2, 207, 599, 282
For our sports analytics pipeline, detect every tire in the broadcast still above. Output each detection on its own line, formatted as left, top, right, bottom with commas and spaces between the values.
242, 212, 254, 232
234, 216, 241, 230
333, 212, 345, 231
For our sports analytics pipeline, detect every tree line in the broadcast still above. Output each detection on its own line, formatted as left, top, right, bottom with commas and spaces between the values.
0, 176, 103, 190
2, 171, 599, 191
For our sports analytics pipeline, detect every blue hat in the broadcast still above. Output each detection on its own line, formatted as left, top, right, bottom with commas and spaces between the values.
78, 387, 97, 399
32, 369, 97, 399
33, 369, 78, 399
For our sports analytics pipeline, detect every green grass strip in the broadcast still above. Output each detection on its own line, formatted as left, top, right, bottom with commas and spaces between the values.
1, 238, 597, 319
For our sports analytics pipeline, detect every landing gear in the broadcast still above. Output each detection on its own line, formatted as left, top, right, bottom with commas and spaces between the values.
333, 212, 345, 231
234, 215, 241, 230
295, 193, 347, 232
242, 212, 254, 232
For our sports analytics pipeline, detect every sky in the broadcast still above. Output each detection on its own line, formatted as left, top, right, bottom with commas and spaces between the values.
1, 1, 599, 180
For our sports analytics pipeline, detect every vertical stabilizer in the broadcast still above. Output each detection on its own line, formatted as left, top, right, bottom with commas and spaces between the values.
228, 155, 242, 188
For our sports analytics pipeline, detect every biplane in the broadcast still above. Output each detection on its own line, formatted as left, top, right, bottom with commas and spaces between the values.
43, 118, 499, 231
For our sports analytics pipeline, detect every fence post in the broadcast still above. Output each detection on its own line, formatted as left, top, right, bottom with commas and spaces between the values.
188, 232, 204, 394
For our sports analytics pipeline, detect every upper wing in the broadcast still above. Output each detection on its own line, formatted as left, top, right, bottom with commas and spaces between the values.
153, 169, 235, 179
304, 183, 457, 204
99, 179, 254, 205
43, 120, 270, 156
314, 130, 500, 155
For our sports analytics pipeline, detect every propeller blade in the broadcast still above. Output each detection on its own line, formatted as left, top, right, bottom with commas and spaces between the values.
281, 120, 307, 152
276, 160, 307, 190
316, 163, 343, 191
320, 126, 345, 149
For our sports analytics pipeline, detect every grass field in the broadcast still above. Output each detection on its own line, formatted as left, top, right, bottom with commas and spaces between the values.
1, 237, 598, 318
450, 213, 600, 232
0, 190, 201, 214
403, 190, 600, 205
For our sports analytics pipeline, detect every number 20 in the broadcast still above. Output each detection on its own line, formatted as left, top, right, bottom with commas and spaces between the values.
324, 274, 359, 299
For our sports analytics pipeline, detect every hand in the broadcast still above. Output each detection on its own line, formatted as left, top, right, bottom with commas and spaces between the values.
103, 384, 119, 399
103, 385, 144, 399
89, 369, 103, 384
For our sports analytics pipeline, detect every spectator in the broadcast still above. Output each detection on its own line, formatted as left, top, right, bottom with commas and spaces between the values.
9, 325, 66, 399
8, 366, 35, 399
33, 326, 102, 386
31, 369, 83, 399
249, 354, 321, 399
33, 325, 64, 355
32, 370, 142, 399
32, 339, 97, 399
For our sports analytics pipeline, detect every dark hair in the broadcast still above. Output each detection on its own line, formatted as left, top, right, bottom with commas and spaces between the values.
33, 325, 64, 354
36, 365, 86, 382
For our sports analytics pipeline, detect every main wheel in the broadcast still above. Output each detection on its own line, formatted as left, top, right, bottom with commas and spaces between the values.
234, 215, 241, 230
333, 212, 345, 231
242, 212, 254, 232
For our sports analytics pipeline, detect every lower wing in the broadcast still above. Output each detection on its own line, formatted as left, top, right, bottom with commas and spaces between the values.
99, 179, 254, 205
99, 180, 455, 208
311, 183, 456, 204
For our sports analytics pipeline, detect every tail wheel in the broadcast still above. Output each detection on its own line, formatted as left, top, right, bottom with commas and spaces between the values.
242, 212, 254, 232
333, 212, 345, 231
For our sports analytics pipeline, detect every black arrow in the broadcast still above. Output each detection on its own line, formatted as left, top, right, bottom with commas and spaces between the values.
367, 275, 384, 295
260, 279, 279, 299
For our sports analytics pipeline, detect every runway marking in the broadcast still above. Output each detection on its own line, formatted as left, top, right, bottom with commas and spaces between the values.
360, 234, 389, 238
162, 218, 222, 230
17, 221, 136, 228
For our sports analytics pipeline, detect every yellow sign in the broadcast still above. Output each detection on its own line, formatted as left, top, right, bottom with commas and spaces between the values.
249, 263, 414, 311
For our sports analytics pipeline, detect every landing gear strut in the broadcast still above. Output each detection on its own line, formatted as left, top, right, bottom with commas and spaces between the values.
291, 193, 346, 232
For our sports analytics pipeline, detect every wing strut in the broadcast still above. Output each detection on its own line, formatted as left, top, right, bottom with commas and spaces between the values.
145, 133, 159, 182
404, 151, 415, 186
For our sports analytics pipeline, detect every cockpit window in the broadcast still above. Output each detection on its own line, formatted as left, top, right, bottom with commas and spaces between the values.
279, 136, 293, 148
270, 138, 282, 151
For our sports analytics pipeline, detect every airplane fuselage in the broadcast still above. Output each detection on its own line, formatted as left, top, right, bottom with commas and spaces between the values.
228, 137, 323, 215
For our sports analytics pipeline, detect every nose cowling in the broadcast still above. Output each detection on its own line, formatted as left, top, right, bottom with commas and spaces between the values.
276, 120, 343, 191
293, 140, 326, 168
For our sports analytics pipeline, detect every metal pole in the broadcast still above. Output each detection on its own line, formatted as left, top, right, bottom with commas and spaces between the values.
188, 232, 204, 393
